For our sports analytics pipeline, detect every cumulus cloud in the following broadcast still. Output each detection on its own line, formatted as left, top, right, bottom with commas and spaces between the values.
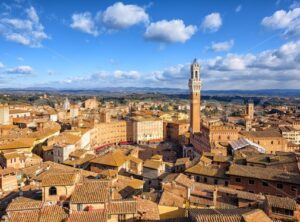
144, 19, 197, 43
114, 70, 140, 79
70, 2, 148, 35
102, 2, 149, 29
261, 7, 300, 37
0, 6, 48, 47
201, 12, 222, 32
7, 65, 33, 74
210, 40, 234, 52
70, 12, 99, 36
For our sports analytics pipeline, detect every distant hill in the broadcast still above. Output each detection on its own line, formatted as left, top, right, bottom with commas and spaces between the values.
1, 87, 300, 97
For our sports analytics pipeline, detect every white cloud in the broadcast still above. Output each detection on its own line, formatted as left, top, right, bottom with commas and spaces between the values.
17, 57, 24, 61
261, 7, 300, 37
26, 6, 39, 23
201, 12, 222, 32
0, 62, 4, 68
210, 39, 234, 52
102, 2, 149, 29
235, 5, 242, 13
114, 70, 140, 79
70, 12, 98, 36
144, 19, 197, 43
7, 65, 33, 74
0, 6, 48, 47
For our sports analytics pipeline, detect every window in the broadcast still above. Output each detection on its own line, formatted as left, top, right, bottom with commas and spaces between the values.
204, 177, 208, 183
214, 179, 218, 185
77, 204, 83, 211
291, 186, 297, 192
249, 180, 255, 185
49, 186, 57, 196
235, 178, 241, 183
118, 214, 126, 222
262, 181, 268, 187
277, 183, 283, 189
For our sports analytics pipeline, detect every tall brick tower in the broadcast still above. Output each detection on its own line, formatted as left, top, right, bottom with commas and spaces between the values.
189, 59, 201, 134
247, 101, 254, 120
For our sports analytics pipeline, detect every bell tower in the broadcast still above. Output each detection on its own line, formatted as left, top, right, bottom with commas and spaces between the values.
189, 59, 201, 134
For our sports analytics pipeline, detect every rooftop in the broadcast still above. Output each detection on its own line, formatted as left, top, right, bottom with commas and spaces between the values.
70, 180, 110, 204
227, 164, 300, 184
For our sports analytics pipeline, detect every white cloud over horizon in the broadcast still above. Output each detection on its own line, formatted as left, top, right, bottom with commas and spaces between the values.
6, 65, 33, 74
36, 39, 300, 90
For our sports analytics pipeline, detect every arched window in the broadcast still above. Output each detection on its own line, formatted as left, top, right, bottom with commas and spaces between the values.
49, 186, 57, 196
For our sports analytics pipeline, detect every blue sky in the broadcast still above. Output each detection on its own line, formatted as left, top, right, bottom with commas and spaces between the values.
0, 0, 300, 90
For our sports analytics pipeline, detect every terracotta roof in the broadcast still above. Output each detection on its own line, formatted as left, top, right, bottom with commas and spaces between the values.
67, 211, 107, 222
136, 198, 160, 221
22, 161, 98, 180
64, 154, 95, 166
242, 209, 272, 222
107, 200, 137, 214
98, 169, 118, 178
41, 172, 79, 187
127, 155, 143, 164
7, 197, 42, 211
175, 158, 190, 166
69, 149, 87, 159
116, 175, 144, 190
54, 132, 81, 145
143, 160, 162, 170
0, 138, 36, 150
159, 191, 185, 208
9, 210, 40, 222
265, 195, 297, 211
70, 181, 110, 204
227, 164, 300, 184
175, 173, 194, 188
185, 164, 226, 178
188, 208, 255, 222
90, 151, 127, 167
246, 153, 297, 166
241, 129, 283, 138
39, 205, 68, 222
218, 187, 264, 202
42, 145, 53, 152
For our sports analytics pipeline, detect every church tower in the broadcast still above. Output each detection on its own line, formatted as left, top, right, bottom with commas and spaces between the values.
189, 59, 201, 134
